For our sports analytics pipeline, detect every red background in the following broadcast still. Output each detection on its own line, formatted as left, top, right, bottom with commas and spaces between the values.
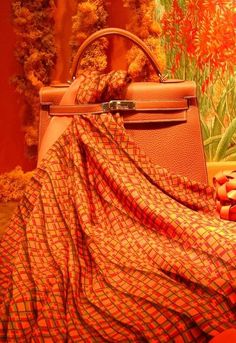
0, 0, 35, 173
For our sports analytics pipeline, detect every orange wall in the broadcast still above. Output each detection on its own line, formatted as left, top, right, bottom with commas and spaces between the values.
0, 0, 35, 173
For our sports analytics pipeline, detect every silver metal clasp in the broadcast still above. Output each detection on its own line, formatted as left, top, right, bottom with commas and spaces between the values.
102, 100, 136, 112
67, 76, 76, 85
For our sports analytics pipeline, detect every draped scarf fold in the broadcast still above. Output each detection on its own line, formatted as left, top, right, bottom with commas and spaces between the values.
0, 71, 235, 342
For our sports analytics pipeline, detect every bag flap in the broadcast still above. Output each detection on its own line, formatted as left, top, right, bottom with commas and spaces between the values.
40, 80, 196, 105
125, 81, 196, 100
40, 84, 69, 105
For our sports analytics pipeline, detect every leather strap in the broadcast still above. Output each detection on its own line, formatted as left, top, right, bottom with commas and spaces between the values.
71, 28, 166, 82
213, 170, 236, 221
41, 99, 188, 124
44, 99, 188, 115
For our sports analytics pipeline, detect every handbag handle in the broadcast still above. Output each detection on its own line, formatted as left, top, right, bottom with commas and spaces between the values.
70, 27, 167, 83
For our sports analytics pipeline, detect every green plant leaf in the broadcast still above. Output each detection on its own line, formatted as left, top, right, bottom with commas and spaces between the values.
203, 135, 222, 147
201, 118, 210, 141
212, 97, 226, 136
223, 153, 236, 162
210, 94, 227, 159
213, 118, 236, 161
201, 118, 211, 160
223, 145, 236, 158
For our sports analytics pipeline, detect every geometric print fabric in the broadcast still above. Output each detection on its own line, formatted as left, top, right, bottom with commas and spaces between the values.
0, 71, 235, 342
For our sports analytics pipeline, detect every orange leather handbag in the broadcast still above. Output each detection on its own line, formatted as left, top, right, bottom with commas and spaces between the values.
38, 28, 208, 183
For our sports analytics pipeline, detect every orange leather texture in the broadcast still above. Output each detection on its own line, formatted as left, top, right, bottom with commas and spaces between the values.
124, 82, 208, 183
38, 80, 208, 183
48, 98, 188, 115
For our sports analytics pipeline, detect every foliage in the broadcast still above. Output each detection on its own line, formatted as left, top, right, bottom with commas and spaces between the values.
70, 0, 166, 81
70, 0, 108, 74
124, 0, 166, 80
0, 166, 33, 202
11, 0, 56, 156
161, 0, 236, 161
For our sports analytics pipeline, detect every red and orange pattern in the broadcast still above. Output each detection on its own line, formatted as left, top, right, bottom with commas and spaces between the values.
0, 71, 236, 341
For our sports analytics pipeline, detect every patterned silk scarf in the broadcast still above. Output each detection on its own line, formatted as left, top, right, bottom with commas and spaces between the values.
0, 71, 235, 342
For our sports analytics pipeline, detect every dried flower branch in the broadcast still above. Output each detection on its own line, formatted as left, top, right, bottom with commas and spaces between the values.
0, 166, 33, 202
11, 0, 56, 155
70, 0, 108, 74
124, 0, 166, 80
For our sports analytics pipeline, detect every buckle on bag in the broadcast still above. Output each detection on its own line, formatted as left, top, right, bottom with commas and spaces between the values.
102, 100, 135, 112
